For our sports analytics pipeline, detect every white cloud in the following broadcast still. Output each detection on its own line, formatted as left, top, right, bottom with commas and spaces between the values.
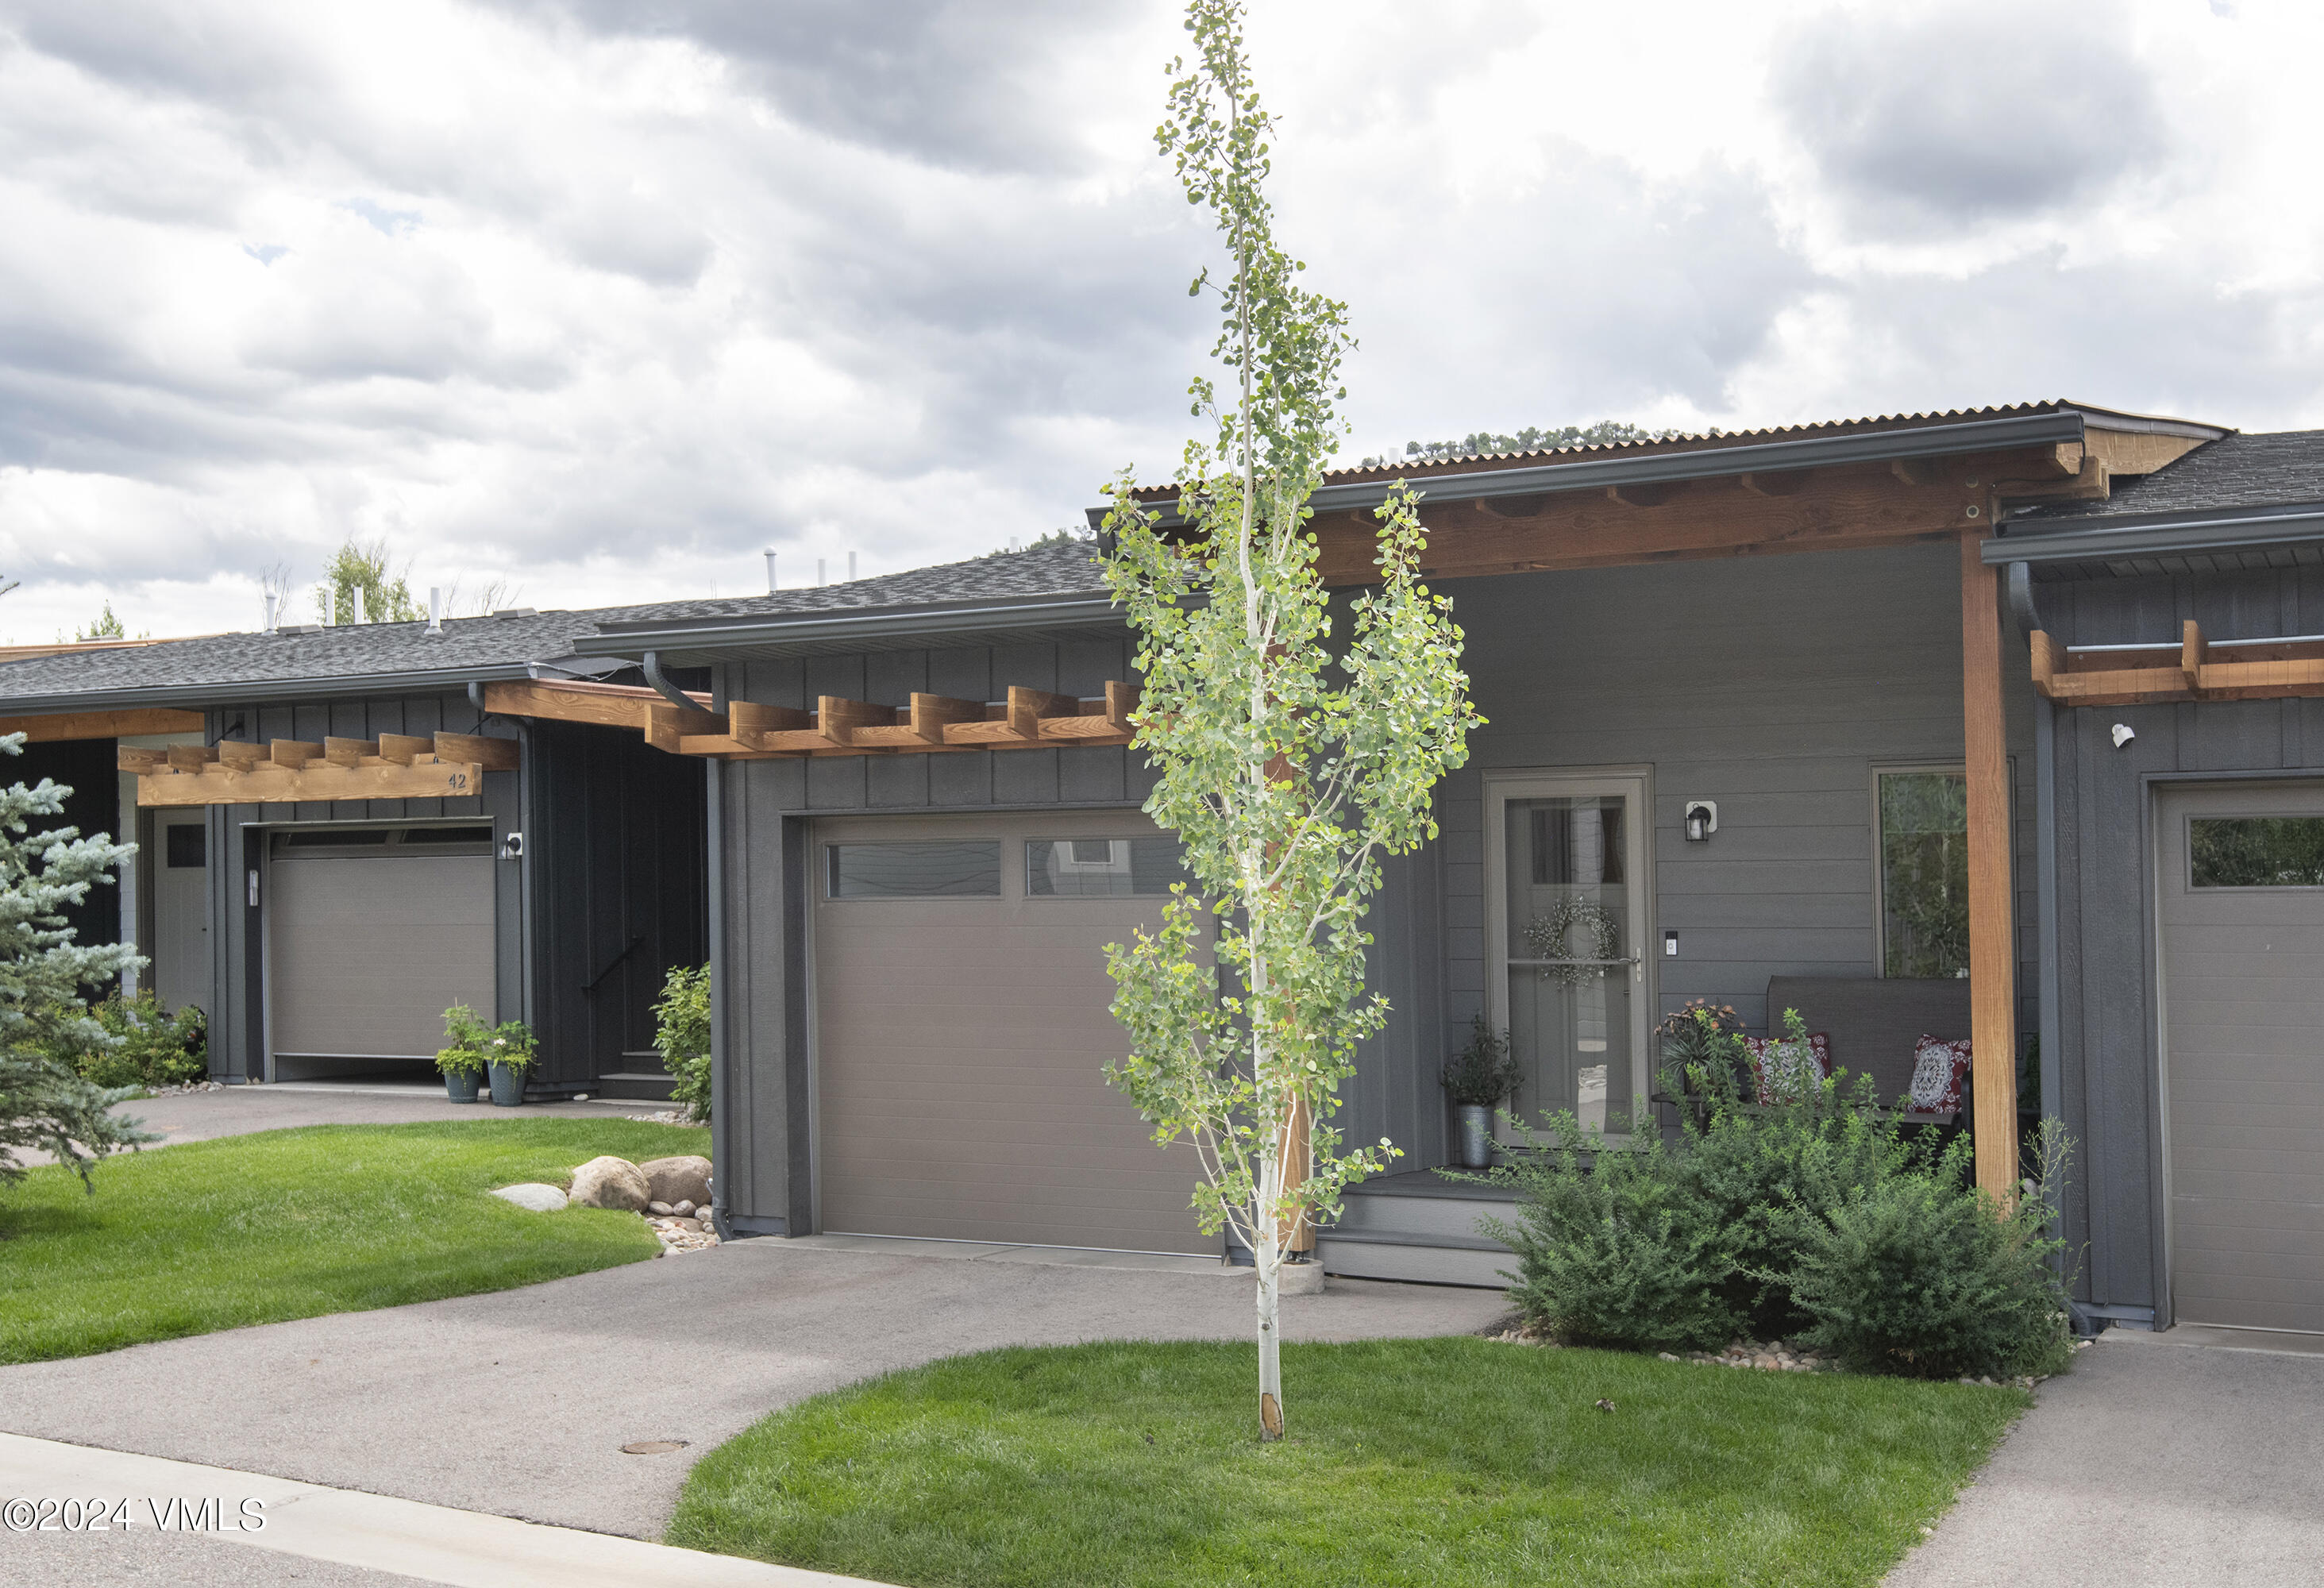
0, 0, 2318, 644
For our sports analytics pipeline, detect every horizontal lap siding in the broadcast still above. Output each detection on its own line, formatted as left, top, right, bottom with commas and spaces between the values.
1438, 543, 1979, 1075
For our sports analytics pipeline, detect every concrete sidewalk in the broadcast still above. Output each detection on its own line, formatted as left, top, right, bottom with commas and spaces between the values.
0, 1236, 1505, 1543
1887, 1327, 2324, 1586
0, 1432, 881, 1587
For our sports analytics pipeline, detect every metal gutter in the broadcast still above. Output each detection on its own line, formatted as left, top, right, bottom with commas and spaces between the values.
0, 661, 541, 717
1985, 500, 2324, 567
579, 592, 1123, 662
1092, 409, 2116, 530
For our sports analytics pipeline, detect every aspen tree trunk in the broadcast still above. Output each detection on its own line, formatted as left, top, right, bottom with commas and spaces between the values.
1255, 1153, 1284, 1440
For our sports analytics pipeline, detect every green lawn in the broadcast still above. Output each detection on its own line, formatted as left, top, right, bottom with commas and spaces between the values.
0, 1118, 708, 1364
670, 1338, 2025, 1588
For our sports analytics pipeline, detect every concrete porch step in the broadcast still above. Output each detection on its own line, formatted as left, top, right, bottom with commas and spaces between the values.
1317, 1232, 1513, 1289
595, 1071, 677, 1101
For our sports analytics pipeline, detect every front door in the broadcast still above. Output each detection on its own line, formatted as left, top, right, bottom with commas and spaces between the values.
1486, 770, 1653, 1142
151, 811, 210, 1016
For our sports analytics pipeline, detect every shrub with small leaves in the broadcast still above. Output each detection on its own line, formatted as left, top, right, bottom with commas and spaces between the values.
1480, 1114, 1740, 1353
654, 964, 711, 1124
62, 992, 205, 1089
1779, 1125, 2077, 1381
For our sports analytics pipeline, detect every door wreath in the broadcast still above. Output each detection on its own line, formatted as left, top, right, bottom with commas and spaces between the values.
1522, 896, 1623, 988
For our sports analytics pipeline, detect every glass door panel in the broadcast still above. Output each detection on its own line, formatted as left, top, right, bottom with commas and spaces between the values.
1490, 777, 1651, 1141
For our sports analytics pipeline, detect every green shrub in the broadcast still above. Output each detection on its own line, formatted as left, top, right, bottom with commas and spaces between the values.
654, 964, 711, 1124
1781, 1127, 2076, 1381
1480, 1116, 1739, 1352
61, 992, 206, 1089
1487, 1008, 2075, 1379
436, 1005, 535, 1075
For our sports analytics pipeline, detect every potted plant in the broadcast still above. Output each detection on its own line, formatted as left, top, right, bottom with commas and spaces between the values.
1655, 998, 1748, 1099
484, 1019, 538, 1108
435, 1004, 489, 1104
1441, 1016, 1519, 1169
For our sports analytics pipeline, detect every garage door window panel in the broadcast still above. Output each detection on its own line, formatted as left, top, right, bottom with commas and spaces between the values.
2190, 817, 2324, 888
1026, 837, 1187, 897
827, 842, 1001, 899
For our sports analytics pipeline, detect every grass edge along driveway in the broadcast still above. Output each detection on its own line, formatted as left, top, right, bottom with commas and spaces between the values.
671, 1336, 2029, 1588
0, 1118, 709, 1364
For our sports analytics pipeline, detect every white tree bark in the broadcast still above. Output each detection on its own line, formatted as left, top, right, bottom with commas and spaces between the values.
1254, 1154, 1284, 1440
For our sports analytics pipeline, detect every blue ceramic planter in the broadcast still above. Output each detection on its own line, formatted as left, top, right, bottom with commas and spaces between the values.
488, 1062, 526, 1107
444, 1069, 482, 1104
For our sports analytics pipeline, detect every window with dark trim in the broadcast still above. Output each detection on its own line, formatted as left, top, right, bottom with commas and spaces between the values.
1879, 769, 1968, 978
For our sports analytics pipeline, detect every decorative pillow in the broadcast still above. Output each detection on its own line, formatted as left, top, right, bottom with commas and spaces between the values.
1907, 1035, 1973, 1114
1745, 1032, 1832, 1104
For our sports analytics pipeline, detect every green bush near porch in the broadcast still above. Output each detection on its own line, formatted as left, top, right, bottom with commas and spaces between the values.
0, 1118, 707, 1363
669, 1337, 2026, 1588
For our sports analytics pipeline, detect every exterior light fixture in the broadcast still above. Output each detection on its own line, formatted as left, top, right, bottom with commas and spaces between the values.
1682, 800, 1718, 842
2111, 723, 2136, 749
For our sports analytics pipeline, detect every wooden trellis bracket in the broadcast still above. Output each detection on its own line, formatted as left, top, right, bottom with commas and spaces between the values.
480, 677, 1140, 759
121, 731, 517, 807
2030, 620, 2324, 707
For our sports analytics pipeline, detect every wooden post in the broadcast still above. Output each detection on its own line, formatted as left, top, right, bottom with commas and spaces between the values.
1960, 532, 2021, 1204
1278, 1092, 1313, 1255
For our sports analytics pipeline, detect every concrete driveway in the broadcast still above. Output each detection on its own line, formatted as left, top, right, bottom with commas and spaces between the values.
1888, 1328, 2324, 1586
0, 1237, 1505, 1543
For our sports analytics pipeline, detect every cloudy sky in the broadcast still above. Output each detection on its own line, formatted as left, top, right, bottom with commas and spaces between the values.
0, 0, 2318, 642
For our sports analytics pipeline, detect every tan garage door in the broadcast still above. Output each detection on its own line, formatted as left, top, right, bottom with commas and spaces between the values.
269, 827, 498, 1073
813, 810, 1209, 1254
2160, 784, 2324, 1332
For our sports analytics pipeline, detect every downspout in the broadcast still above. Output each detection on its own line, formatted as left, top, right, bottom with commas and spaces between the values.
2008, 564, 2079, 1320
642, 651, 697, 714
706, 668, 730, 1239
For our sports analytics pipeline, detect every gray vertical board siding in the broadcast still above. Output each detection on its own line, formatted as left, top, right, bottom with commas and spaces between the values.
717, 754, 811, 1228
193, 692, 514, 1088
1441, 543, 1973, 1062
11, 736, 125, 954
522, 719, 707, 1090
2037, 565, 2324, 1317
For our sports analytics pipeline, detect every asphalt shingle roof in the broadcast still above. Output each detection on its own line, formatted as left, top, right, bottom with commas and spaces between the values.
0, 540, 1108, 704
2014, 430, 2324, 524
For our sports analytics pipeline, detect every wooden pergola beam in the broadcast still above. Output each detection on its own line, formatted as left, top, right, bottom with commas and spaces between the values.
0, 707, 205, 742
120, 731, 518, 806
2028, 619, 2324, 707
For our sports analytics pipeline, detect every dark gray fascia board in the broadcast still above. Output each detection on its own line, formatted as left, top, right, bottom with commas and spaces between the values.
1984, 500, 2324, 568
1083, 408, 2173, 530
578, 593, 1124, 665
0, 661, 537, 718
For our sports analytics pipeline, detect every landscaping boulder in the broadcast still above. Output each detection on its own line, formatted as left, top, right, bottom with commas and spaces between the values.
491, 1183, 568, 1212
638, 1154, 711, 1208
569, 1156, 651, 1212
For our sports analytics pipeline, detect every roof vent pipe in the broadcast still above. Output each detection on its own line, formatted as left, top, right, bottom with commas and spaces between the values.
426, 587, 444, 635
817, 558, 827, 587
354, 587, 367, 626
764, 549, 777, 594
263, 593, 278, 634
848, 551, 857, 581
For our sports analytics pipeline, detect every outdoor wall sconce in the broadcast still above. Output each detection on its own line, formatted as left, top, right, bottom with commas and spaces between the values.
1682, 800, 1718, 842
2111, 723, 2137, 749
499, 831, 525, 861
